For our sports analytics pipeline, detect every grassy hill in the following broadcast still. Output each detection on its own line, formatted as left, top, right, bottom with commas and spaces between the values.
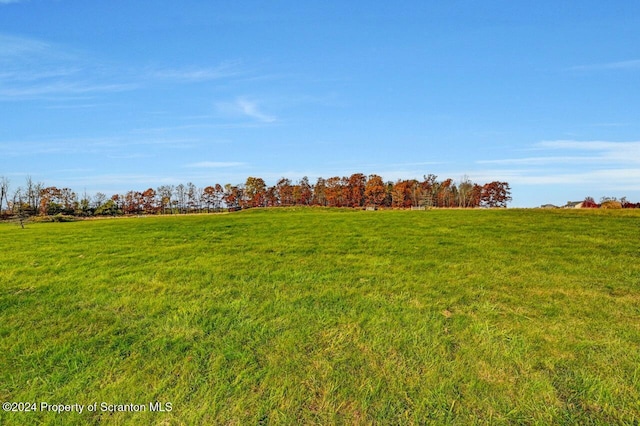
1, 208, 639, 424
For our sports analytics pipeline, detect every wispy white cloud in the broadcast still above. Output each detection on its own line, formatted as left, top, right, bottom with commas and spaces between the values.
478, 156, 599, 166
186, 161, 246, 168
469, 139, 640, 199
0, 134, 206, 158
0, 81, 137, 99
469, 167, 640, 189
0, 33, 75, 61
0, 33, 137, 101
237, 98, 277, 123
216, 97, 277, 123
569, 59, 640, 71
0, 67, 81, 82
536, 140, 640, 164
479, 140, 640, 167
150, 61, 244, 82
0, 33, 247, 102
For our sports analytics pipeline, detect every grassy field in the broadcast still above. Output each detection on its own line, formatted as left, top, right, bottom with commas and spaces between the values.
0, 208, 639, 425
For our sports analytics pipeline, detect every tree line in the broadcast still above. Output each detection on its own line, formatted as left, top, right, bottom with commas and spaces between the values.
0, 174, 512, 219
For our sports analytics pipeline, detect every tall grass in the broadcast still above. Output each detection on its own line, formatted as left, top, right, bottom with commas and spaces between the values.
1, 208, 639, 424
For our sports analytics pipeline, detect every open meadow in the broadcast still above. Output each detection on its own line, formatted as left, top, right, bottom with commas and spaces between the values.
0, 208, 639, 425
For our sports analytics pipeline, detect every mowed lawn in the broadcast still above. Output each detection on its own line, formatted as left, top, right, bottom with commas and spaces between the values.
0, 208, 639, 425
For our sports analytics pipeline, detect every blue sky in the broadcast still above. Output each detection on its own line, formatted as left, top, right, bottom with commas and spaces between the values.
1, 0, 639, 207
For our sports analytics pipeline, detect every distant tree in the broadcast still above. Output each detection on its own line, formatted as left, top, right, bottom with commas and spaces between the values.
265, 185, 278, 207
383, 181, 394, 207
141, 188, 158, 214
620, 197, 638, 209
582, 197, 599, 208
276, 178, 293, 206
214, 184, 224, 211
480, 181, 512, 208
39, 186, 62, 215
600, 200, 622, 209
600, 196, 617, 204
408, 179, 423, 207
11, 186, 25, 216
457, 176, 474, 208
93, 192, 106, 209
391, 180, 408, 208
78, 190, 93, 216
202, 186, 216, 212
325, 176, 344, 207
244, 177, 267, 207
421, 174, 438, 207
123, 191, 143, 215
364, 174, 386, 207
95, 199, 120, 216
24, 176, 42, 215
346, 173, 366, 207
313, 177, 327, 206
175, 184, 187, 214
0, 176, 10, 216
186, 182, 196, 212
58, 188, 78, 214
470, 184, 483, 208
157, 185, 174, 214
291, 183, 302, 205
186, 182, 202, 212
223, 184, 242, 209
297, 176, 313, 206
435, 178, 455, 207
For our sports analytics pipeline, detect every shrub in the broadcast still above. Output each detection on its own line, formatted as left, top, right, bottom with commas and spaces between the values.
52, 214, 76, 222
30, 216, 54, 223
582, 197, 599, 208
600, 200, 622, 209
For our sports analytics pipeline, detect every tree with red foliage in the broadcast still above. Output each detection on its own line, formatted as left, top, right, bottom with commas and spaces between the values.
480, 181, 512, 208
244, 177, 267, 207
223, 184, 242, 209
202, 186, 216, 212
297, 177, 313, 206
582, 197, 599, 208
141, 188, 158, 214
264, 185, 278, 207
276, 178, 293, 206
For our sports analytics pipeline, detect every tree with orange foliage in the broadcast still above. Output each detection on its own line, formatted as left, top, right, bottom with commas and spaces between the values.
325, 176, 344, 207
364, 174, 386, 207
141, 188, 158, 214
391, 180, 411, 208
297, 176, 313, 206
313, 177, 327, 206
346, 173, 366, 207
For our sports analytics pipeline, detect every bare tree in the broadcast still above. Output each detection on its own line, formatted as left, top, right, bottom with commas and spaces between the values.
157, 185, 174, 214
175, 184, 186, 214
186, 182, 202, 213
0, 176, 9, 215
93, 192, 107, 209
457, 175, 474, 208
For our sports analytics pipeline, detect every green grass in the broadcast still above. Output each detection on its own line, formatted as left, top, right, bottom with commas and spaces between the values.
1, 208, 639, 425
